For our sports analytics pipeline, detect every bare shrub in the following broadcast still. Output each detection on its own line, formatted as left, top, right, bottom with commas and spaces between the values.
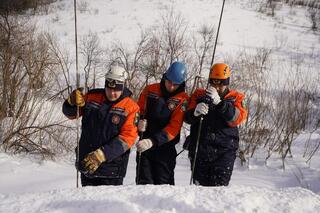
287, 0, 320, 8
105, 9, 190, 99
80, 31, 103, 90
306, 6, 320, 31
303, 72, 320, 164
190, 24, 216, 94
45, 32, 73, 99
0, 12, 73, 158
227, 45, 319, 167
0, 0, 57, 14
107, 30, 151, 99
105, 10, 218, 100
257, 0, 280, 17
229, 47, 273, 164
267, 77, 315, 169
77, 1, 89, 14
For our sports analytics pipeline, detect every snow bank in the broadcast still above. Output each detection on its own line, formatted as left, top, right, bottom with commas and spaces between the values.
1, 185, 320, 213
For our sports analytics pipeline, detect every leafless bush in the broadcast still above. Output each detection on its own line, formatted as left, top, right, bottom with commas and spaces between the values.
229, 47, 273, 164
77, 1, 89, 14
105, 9, 191, 99
45, 32, 73, 99
189, 25, 216, 94
267, 77, 315, 170
104, 30, 151, 99
80, 31, 103, 90
257, 0, 280, 17
303, 131, 320, 164
287, 0, 320, 8
0, 12, 73, 158
0, 0, 57, 14
306, 6, 320, 31
227, 45, 319, 167
106, 9, 218, 100
303, 75, 320, 164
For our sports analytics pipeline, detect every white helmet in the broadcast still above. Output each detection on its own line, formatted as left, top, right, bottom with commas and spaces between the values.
105, 65, 127, 82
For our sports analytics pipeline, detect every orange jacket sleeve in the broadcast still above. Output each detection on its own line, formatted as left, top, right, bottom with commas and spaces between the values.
102, 98, 140, 162
137, 86, 148, 116
223, 91, 248, 127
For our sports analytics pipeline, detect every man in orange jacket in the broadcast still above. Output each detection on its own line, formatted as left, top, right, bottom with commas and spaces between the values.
136, 61, 189, 185
62, 65, 139, 186
185, 63, 247, 186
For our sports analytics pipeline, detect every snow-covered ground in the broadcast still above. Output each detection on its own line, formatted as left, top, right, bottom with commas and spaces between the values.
1, 139, 320, 213
1, 0, 320, 212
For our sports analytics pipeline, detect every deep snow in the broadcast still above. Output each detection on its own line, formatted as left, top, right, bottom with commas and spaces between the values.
1, 0, 320, 212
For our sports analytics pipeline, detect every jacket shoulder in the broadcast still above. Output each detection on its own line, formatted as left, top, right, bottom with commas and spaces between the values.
88, 88, 104, 93
225, 90, 245, 101
145, 83, 160, 93
192, 88, 206, 97
85, 88, 105, 103
172, 91, 189, 101
119, 97, 140, 112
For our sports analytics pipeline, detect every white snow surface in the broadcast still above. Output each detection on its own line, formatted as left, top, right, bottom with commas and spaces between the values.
1, 142, 320, 213
1, 0, 320, 212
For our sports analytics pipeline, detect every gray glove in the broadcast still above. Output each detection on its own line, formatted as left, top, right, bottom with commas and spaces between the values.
194, 102, 209, 117
206, 86, 221, 105
136, 138, 153, 153
138, 119, 147, 132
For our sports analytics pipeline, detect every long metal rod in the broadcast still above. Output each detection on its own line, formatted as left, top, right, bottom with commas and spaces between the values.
210, 0, 226, 66
136, 97, 148, 185
73, 0, 80, 188
190, 116, 203, 185
136, 140, 142, 184
176, 149, 185, 157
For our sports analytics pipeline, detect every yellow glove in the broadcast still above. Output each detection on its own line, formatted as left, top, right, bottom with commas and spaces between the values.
82, 148, 107, 174
67, 88, 85, 107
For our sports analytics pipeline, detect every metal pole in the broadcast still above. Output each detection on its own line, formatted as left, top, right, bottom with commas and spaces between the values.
176, 149, 185, 157
73, 0, 80, 188
190, 116, 203, 185
210, 0, 226, 66
136, 138, 142, 184
136, 98, 148, 184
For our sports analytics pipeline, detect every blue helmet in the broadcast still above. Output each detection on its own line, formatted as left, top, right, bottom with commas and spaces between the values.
164, 62, 187, 84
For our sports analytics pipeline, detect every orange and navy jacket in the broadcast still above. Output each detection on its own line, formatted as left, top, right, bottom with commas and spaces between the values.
62, 88, 139, 178
185, 88, 247, 152
138, 82, 189, 147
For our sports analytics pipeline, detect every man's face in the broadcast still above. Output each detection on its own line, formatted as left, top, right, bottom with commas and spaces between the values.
165, 79, 180, 93
209, 82, 227, 95
105, 87, 122, 101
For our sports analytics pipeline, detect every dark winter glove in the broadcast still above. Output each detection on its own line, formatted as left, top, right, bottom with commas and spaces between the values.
82, 148, 106, 174
67, 88, 85, 107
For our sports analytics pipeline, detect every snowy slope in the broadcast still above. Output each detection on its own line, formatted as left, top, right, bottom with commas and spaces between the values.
1, 184, 319, 213
1, 0, 320, 212
1, 149, 320, 213
32, 0, 320, 80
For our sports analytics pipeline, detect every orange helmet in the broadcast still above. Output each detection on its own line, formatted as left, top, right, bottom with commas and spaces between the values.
209, 63, 231, 85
